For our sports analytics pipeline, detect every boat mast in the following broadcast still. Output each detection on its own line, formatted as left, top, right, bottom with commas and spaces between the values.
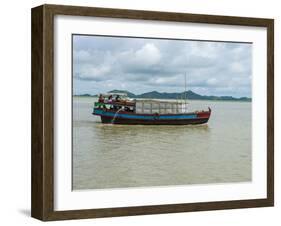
184, 73, 187, 112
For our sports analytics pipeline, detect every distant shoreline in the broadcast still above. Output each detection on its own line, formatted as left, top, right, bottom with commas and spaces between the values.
73, 89, 252, 102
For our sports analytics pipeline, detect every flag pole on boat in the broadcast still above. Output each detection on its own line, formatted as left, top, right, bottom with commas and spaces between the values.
184, 72, 187, 112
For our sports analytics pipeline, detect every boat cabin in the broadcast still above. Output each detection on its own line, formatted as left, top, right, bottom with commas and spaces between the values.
135, 100, 188, 114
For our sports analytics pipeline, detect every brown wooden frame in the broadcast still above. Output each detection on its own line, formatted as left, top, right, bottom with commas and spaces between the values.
31, 4, 274, 221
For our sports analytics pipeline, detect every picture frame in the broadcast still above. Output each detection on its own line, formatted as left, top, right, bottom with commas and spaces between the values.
31, 4, 274, 221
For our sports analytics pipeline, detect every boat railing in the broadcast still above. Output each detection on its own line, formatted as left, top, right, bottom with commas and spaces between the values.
95, 99, 189, 114
94, 100, 135, 108
135, 100, 188, 114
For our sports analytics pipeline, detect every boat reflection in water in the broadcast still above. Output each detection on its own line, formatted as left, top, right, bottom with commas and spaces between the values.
93, 93, 211, 125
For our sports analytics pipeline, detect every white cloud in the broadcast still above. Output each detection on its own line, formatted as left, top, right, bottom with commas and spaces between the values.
230, 62, 246, 73
75, 64, 111, 81
135, 43, 161, 65
73, 35, 252, 97
74, 50, 91, 62
207, 78, 218, 86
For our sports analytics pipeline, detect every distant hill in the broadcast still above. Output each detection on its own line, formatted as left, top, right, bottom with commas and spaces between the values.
75, 90, 251, 102
77, 93, 92, 97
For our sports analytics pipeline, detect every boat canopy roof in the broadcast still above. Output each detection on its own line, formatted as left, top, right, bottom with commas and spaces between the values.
100, 92, 128, 97
135, 99, 188, 104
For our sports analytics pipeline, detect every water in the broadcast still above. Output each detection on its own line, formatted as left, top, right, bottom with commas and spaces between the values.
73, 97, 251, 190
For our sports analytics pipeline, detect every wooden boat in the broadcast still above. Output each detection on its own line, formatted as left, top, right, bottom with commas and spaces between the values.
93, 94, 211, 125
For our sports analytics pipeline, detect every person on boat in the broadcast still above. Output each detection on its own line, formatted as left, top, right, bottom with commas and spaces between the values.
98, 94, 104, 103
108, 95, 113, 103
115, 95, 121, 102
124, 106, 131, 112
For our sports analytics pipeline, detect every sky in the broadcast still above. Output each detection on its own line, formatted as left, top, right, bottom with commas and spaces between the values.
73, 35, 252, 97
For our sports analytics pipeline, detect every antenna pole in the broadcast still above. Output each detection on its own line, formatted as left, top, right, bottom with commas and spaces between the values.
184, 73, 187, 112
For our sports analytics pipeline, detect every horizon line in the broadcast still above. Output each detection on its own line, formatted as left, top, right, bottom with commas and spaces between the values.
73, 89, 252, 99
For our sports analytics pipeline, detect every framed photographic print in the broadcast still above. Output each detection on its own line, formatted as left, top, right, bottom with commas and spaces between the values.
31, 4, 274, 221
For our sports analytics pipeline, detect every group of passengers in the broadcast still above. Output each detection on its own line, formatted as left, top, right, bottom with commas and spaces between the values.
98, 94, 121, 103
98, 94, 134, 112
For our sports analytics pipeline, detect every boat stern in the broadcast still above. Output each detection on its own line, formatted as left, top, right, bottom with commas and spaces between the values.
196, 107, 211, 122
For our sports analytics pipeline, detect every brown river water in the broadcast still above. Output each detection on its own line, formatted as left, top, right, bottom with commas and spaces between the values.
72, 97, 251, 190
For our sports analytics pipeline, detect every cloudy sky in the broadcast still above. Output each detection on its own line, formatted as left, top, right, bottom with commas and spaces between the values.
73, 35, 252, 97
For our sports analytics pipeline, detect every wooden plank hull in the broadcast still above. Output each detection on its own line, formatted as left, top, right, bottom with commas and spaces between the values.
100, 116, 209, 125
93, 108, 211, 125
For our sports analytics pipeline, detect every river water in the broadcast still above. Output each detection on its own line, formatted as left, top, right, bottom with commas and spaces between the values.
73, 97, 251, 190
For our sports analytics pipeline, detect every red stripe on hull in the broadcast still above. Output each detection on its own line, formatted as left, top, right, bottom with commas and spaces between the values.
100, 115, 210, 125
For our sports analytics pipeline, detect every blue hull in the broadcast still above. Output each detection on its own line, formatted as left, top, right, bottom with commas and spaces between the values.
93, 108, 211, 125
